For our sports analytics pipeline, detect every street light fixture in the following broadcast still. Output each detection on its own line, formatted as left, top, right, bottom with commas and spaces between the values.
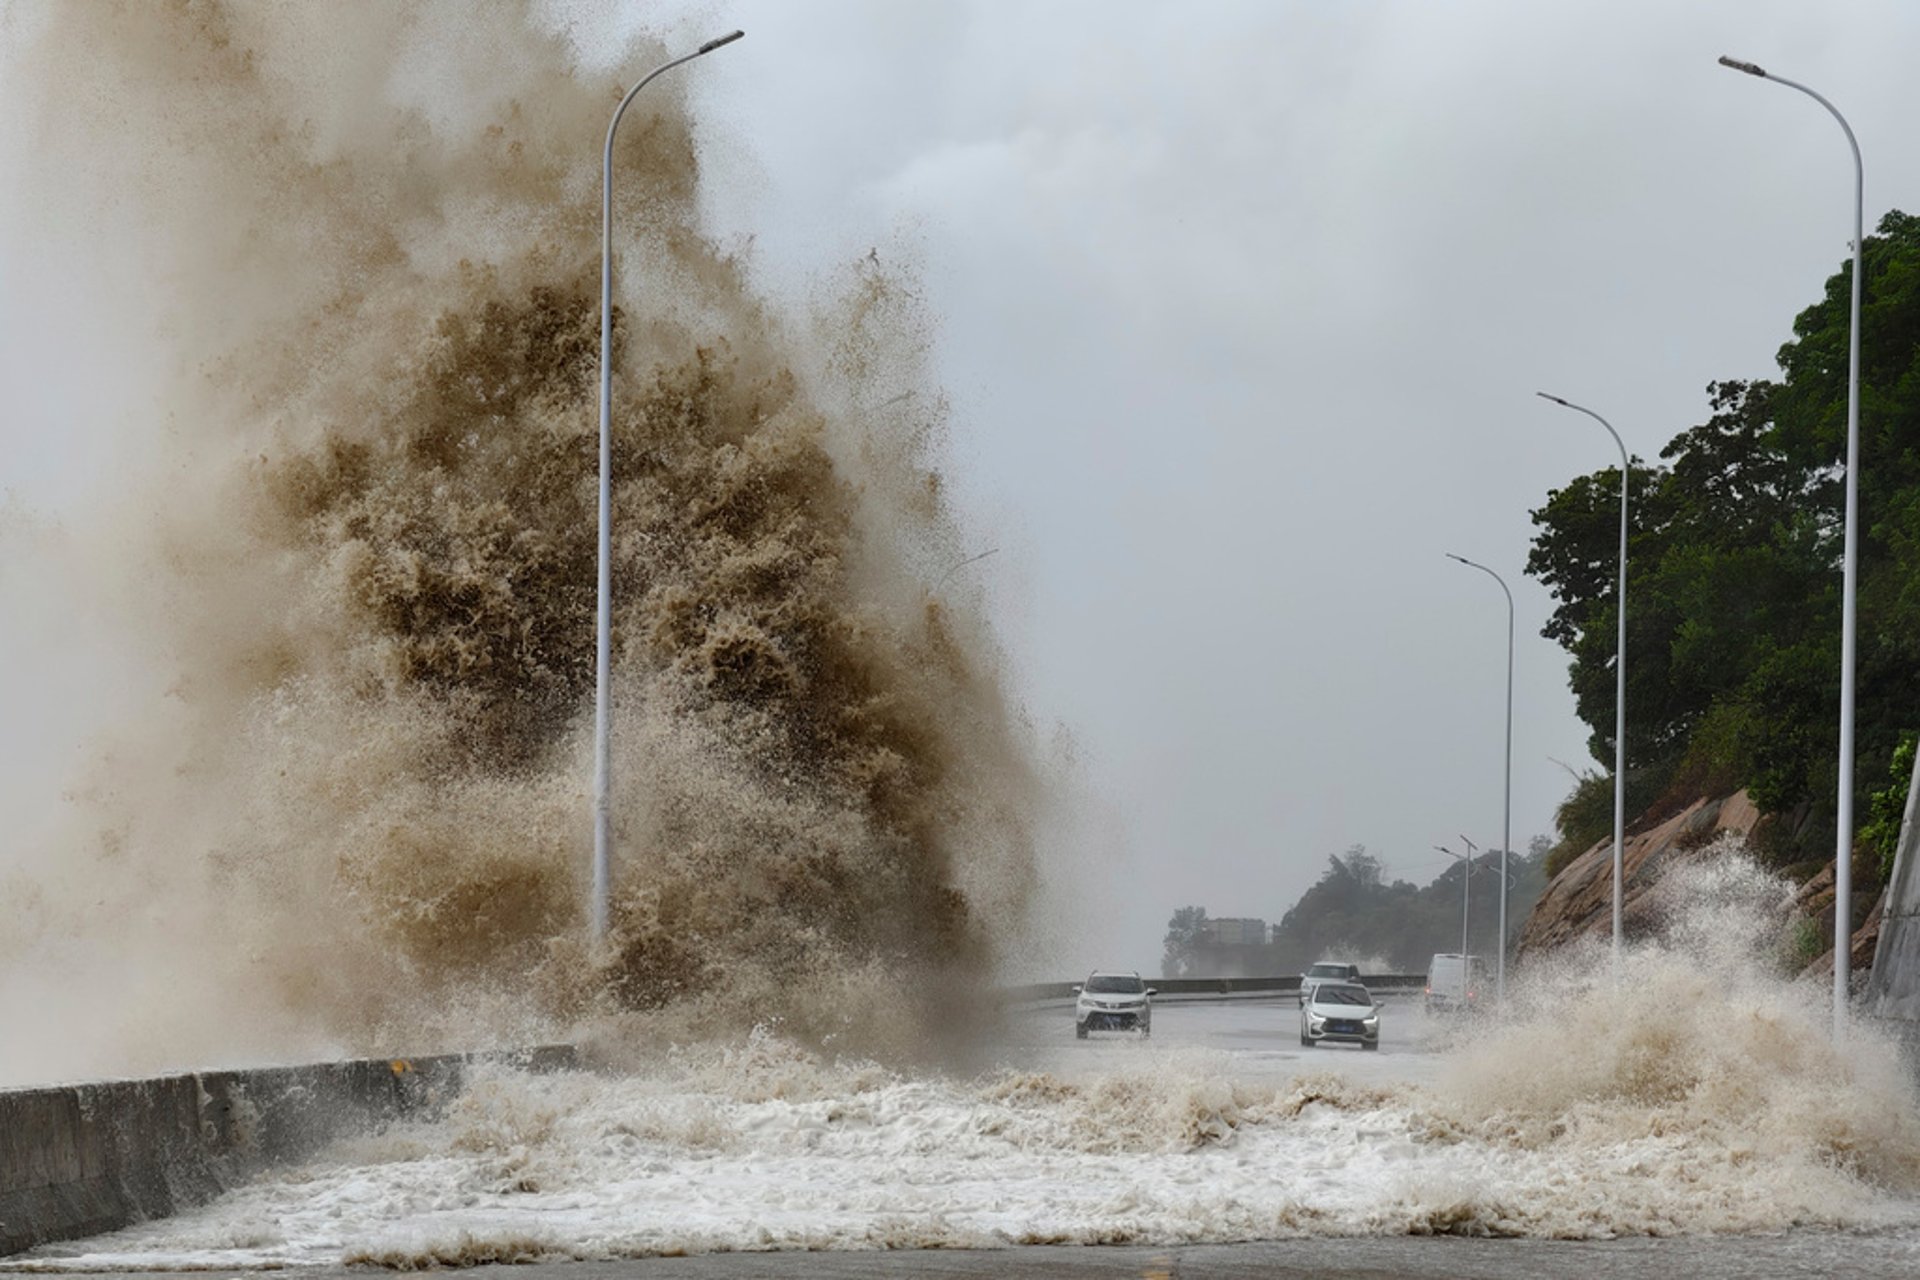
933, 547, 1000, 594
593, 30, 746, 944
1446, 553, 1514, 1001
1537, 391, 1629, 966
1717, 55, 1865, 1040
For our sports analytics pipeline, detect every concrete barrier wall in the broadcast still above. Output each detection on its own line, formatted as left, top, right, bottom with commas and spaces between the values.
1000, 974, 1429, 1004
1866, 738, 1920, 1050
0, 1045, 575, 1259
1866, 735, 1920, 1023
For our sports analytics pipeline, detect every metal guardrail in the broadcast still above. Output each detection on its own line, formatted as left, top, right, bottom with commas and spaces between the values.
1000, 974, 1429, 1004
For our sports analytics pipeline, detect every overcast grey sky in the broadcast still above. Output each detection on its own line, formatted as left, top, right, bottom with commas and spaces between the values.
7, 0, 1920, 978
646, 0, 1920, 971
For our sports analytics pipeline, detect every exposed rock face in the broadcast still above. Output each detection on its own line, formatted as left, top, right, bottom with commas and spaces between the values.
1796, 863, 1887, 982
1515, 792, 1763, 958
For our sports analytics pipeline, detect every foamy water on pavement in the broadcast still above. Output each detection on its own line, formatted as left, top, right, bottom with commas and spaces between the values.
10, 978, 1920, 1273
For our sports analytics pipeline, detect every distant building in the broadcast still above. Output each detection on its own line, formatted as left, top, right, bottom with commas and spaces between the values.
1200, 916, 1268, 947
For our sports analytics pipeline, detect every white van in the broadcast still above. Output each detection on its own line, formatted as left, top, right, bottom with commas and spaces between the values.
1424, 953, 1487, 1012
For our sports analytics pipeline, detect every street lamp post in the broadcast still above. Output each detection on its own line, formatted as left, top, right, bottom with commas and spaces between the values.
1447, 553, 1515, 1001
593, 30, 745, 944
1537, 392, 1629, 965
1460, 835, 1481, 964
1434, 843, 1472, 961
1717, 56, 1864, 1040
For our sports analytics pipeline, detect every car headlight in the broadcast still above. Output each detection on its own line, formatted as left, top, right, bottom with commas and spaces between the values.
1308, 1016, 1325, 1029
1362, 1015, 1378, 1027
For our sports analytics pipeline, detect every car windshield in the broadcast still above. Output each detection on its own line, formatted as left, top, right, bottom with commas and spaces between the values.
1314, 985, 1371, 1007
1307, 964, 1350, 978
1086, 975, 1144, 994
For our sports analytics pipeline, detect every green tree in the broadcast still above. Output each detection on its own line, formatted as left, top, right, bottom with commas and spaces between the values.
1526, 211, 1920, 868
1863, 737, 1918, 880
1162, 905, 1208, 978
1265, 845, 1515, 974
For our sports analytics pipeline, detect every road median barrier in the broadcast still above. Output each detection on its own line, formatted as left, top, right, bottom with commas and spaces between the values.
999, 974, 1427, 1005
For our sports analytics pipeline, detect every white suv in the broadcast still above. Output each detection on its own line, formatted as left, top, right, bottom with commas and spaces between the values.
1298, 960, 1363, 1007
1074, 971, 1156, 1039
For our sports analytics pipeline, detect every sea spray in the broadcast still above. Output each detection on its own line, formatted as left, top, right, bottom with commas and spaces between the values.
0, 0, 1038, 1084
14, 847, 1919, 1269
1442, 847, 1920, 1206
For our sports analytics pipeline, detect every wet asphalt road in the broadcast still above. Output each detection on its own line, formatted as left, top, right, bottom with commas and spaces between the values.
34, 1232, 1920, 1280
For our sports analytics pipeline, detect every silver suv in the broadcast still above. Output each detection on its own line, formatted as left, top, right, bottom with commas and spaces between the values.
1074, 971, 1156, 1038
1298, 960, 1363, 1006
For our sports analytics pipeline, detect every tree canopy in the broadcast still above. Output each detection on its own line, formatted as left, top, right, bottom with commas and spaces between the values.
1527, 211, 1920, 873
1161, 905, 1209, 977
1162, 839, 1551, 977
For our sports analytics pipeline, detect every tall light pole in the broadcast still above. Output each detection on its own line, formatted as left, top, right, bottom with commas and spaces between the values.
1717, 57, 1864, 1040
1434, 843, 1472, 961
1447, 553, 1514, 1001
1537, 392, 1628, 965
1460, 835, 1481, 963
593, 30, 745, 944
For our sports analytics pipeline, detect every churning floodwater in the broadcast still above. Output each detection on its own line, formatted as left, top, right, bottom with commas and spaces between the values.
9, 857, 1920, 1268
3, 4, 1920, 1270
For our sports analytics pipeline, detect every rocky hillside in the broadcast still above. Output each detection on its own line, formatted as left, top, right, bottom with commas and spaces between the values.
1515, 792, 1761, 956
1515, 790, 1884, 976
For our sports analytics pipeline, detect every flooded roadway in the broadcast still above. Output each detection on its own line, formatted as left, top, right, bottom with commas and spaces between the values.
8, 991, 1919, 1277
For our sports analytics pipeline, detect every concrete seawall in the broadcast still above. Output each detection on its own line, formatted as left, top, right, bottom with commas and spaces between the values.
0, 1045, 575, 1258
1866, 738, 1920, 1051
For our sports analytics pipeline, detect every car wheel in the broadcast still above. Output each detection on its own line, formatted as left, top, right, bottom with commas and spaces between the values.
1363, 1041, 1379, 1051
1300, 1034, 1312, 1048
1076, 1022, 1088, 1040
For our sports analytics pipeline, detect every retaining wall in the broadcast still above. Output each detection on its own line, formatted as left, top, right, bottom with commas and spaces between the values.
0, 1045, 575, 1258
1866, 739, 1920, 1047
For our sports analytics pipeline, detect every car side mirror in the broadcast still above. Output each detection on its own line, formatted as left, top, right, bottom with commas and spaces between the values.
1071, 985, 1083, 994
1145, 988, 1158, 997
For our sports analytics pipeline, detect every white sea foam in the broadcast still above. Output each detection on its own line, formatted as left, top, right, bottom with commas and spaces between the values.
16, 863, 1920, 1270
13, 1056, 1914, 1270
